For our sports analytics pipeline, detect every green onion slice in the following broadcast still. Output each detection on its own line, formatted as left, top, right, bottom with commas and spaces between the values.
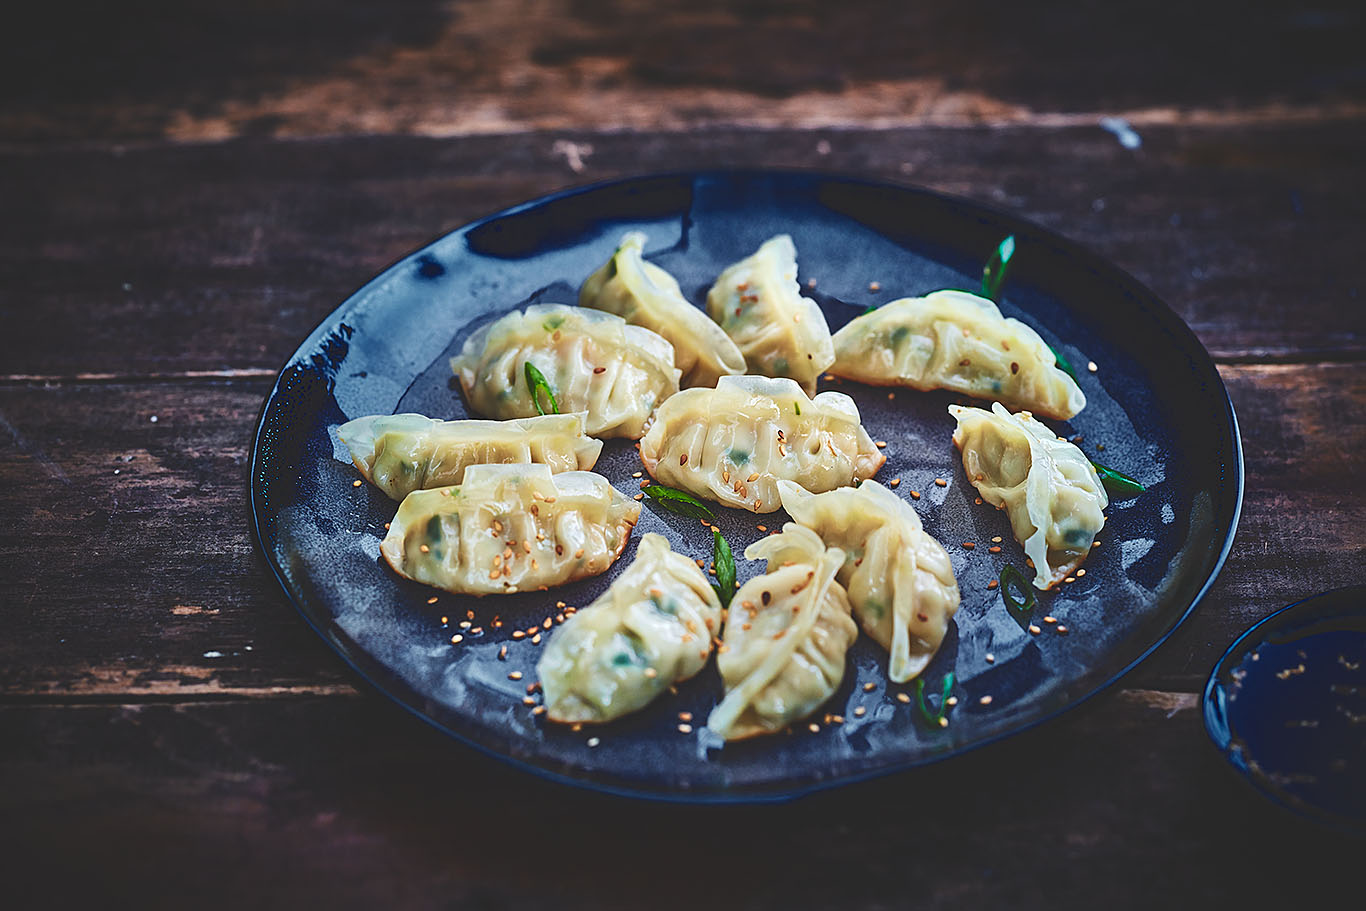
642, 485, 717, 521
981, 235, 1016, 302
711, 527, 735, 609
915, 671, 956, 726
1000, 563, 1036, 613
1048, 343, 1080, 383
1090, 461, 1146, 497
524, 362, 558, 415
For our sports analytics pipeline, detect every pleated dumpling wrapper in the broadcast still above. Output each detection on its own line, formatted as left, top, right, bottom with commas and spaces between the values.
380, 463, 640, 596
778, 479, 960, 683
579, 231, 746, 388
338, 412, 603, 501
707, 525, 858, 741
639, 375, 884, 514
450, 304, 681, 439
705, 235, 834, 395
829, 290, 1086, 420
950, 402, 1107, 589
537, 533, 722, 724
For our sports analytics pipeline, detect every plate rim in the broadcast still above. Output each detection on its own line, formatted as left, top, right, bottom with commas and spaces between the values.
249, 167, 1245, 803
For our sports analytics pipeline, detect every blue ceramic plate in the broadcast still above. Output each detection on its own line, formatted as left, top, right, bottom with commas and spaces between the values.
1203, 586, 1366, 831
250, 171, 1242, 801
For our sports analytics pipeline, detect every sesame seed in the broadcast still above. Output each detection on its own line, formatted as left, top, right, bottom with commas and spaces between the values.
934, 478, 947, 487
910, 490, 921, 499
1076, 569, 1086, 577
975, 497, 983, 505
1088, 361, 1098, 373
678, 723, 693, 734
824, 374, 835, 381
757, 524, 767, 532
679, 453, 687, 465
939, 717, 949, 728
522, 696, 536, 706
1092, 541, 1101, 548
532, 705, 546, 715
987, 580, 999, 590
962, 542, 975, 550
864, 682, 876, 692
644, 668, 658, 678
1029, 624, 1042, 635
498, 646, 508, 660
992, 536, 1003, 543
1043, 616, 1057, 624
509, 671, 523, 680
888, 392, 895, 400
1056, 625, 1069, 635
896, 692, 911, 704
980, 695, 994, 705
808, 723, 820, 733
459, 621, 471, 629
420, 544, 430, 553
989, 546, 1001, 554
512, 630, 525, 639
352, 479, 363, 488
634, 493, 643, 500
946, 696, 958, 706
808, 278, 817, 288
875, 440, 887, 449
632, 471, 642, 478
854, 706, 867, 717
868, 281, 881, 291
450, 634, 463, 644
1064, 576, 1076, 584
593, 366, 606, 374
985, 653, 995, 663
587, 737, 600, 747
531, 634, 542, 644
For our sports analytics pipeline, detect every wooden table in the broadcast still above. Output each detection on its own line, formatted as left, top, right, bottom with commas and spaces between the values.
4, 2, 1363, 906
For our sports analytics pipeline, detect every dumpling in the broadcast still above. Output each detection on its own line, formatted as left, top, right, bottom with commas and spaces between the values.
537, 533, 722, 723
707, 525, 856, 741
450, 304, 681, 439
579, 232, 746, 388
705, 235, 834, 394
778, 479, 960, 683
338, 412, 603, 501
380, 463, 640, 595
950, 402, 1107, 589
639, 375, 884, 514
829, 290, 1086, 419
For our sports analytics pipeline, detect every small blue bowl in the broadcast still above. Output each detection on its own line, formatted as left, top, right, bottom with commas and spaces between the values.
1204, 586, 1366, 832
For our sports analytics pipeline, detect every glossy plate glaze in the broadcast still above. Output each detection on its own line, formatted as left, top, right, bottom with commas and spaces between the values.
250, 171, 1243, 801
1203, 587, 1366, 831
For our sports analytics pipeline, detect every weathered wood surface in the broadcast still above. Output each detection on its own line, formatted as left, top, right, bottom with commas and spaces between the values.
2, 363, 1361, 699
4, 0, 1365, 143
2, 124, 1364, 381
1, 692, 1356, 909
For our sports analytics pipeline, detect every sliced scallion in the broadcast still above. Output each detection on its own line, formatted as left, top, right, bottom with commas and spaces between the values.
915, 671, 956, 726
711, 527, 735, 609
1000, 563, 1036, 612
524, 362, 558, 415
1090, 461, 1146, 497
642, 485, 716, 521
981, 235, 1016, 302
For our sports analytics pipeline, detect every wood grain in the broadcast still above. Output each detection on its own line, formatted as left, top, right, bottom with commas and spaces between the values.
4, 0, 1365, 143
0, 690, 1355, 909
2, 363, 1361, 699
2, 124, 1364, 382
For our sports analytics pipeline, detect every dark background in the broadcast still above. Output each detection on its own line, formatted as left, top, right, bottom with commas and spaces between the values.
1, 1, 1363, 907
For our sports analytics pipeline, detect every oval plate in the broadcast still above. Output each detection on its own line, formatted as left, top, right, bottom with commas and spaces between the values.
250, 170, 1243, 802
1203, 586, 1366, 831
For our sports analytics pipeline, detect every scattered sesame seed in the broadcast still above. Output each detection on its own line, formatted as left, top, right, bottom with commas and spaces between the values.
459, 620, 471, 629
888, 392, 895, 400
980, 695, 994, 705
864, 682, 877, 692
587, 737, 600, 747
1064, 576, 1076, 584
1056, 625, 1069, 635
757, 524, 767, 532
896, 692, 911, 704
352, 479, 363, 488
946, 696, 958, 707
384, 523, 390, 530
875, 440, 887, 449
532, 705, 546, 715
498, 646, 508, 660
1088, 361, 1098, 373
1092, 541, 1101, 548
938, 717, 949, 728
679, 453, 687, 465
974, 497, 983, 505
522, 696, 536, 706
987, 580, 999, 590
450, 634, 463, 644
854, 706, 867, 717
989, 546, 1001, 554
808, 723, 820, 733
634, 493, 643, 500
509, 671, 523, 680
678, 723, 693, 734
644, 667, 658, 678
910, 490, 921, 499
823, 374, 835, 382
632, 471, 642, 478
531, 634, 542, 644
808, 278, 817, 288
934, 478, 947, 487
868, 281, 881, 291
1043, 616, 1057, 624
427, 596, 439, 605
962, 542, 975, 550
1076, 568, 1087, 577
985, 653, 995, 663
890, 478, 901, 487
512, 630, 525, 639
1029, 624, 1042, 635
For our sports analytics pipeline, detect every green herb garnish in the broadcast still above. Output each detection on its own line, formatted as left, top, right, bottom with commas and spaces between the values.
862, 304, 879, 316
915, 671, 956, 727
1000, 563, 1036, 613
1048, 343, 1080, 383
1090, 461, 1146, 497
794, 401, 801, 415
981, 235, 1016, 302
711, 527, 735, 609
642, 485, 716, 521
524, 362, 558, 415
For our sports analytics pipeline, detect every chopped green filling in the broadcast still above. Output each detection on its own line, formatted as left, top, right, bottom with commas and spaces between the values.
649, 593, 677, 616
728, 448, 750, 465
772, 357, 789, 375
610, 631, 650, 668
889, 325, 910, 347
542, 314, 565, 331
